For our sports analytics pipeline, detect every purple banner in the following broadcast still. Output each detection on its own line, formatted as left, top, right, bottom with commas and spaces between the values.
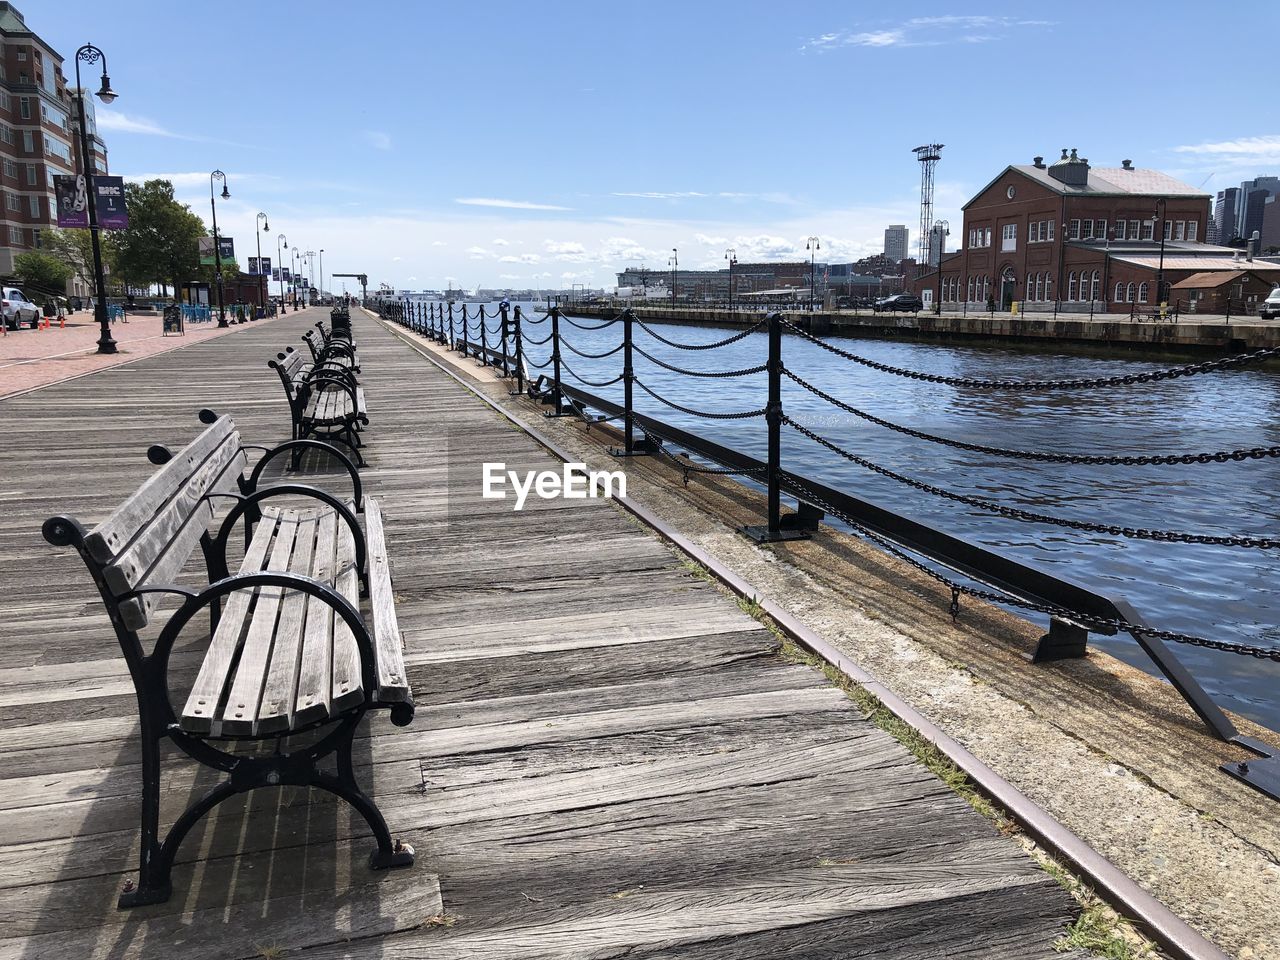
54, 175, 128, 229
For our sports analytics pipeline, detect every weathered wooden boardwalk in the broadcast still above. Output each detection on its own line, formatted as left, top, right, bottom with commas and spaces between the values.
0, 310, 1084, 958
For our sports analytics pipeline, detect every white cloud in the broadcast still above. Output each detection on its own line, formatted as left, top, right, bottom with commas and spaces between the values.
492, 238, 510, 246
363, 130, 392, 151
465, 245, 491, 259
96, 109, 187, 138
455, 197, 572, 211
500, 253, 542, 264
612, 191, 710, 199
1174, 135, 1280, 160
802, 16, 1052, 52
392, 256, 402, 262
431, 240, 448, 246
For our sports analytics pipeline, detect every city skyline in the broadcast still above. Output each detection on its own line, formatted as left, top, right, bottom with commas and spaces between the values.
37, 0, 1280, 292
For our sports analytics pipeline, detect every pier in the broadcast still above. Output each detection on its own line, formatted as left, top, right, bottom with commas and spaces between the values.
0, 309, 1109, 958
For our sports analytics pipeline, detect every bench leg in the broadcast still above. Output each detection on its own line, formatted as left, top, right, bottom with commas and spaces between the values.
118, 720, 171, 908
315, 726, 414, 871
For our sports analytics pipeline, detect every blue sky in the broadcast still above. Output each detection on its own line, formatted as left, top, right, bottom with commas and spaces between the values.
46, 0, 1279, 292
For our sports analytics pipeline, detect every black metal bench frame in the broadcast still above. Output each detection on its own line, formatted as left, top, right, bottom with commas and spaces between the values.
42, 412, 412, 909
270, 350, 369, 467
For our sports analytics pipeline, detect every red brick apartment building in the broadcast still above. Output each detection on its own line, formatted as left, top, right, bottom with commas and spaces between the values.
912, 149, 1279, 313
0, 2, 109, 290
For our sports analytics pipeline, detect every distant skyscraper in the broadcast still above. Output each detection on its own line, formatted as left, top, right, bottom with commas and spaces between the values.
1237, 177, 1280, 243
884, 225, 909, 262
927, 223, 947, 266
1215, 188, 1239, 243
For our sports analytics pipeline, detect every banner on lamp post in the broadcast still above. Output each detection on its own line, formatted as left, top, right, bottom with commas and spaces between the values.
247, 257, 259, 275
198, 236, 216, 265
272, 267, 280, 281
259, 257, 271, 277
218, 237, 234, 262
53, 175, 128, 229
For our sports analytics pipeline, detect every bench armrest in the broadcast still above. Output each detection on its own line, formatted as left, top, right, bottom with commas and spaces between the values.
208, 485, 367, 589
242, 441, 364, 508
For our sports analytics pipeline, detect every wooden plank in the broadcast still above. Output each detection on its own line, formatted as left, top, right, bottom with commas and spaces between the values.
330, 508, 364, 714
218, 514, 297, 735
293, 509, 337, 727
255, 513, 318, 734
178, 512, 279, 735
82, 416, 235, 563
364, 497, 410, 704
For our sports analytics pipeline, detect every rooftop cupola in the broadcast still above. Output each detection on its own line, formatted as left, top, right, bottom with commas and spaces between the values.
1048, 147, 1090, 188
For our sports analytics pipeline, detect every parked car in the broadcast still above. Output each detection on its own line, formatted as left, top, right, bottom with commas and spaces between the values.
2, 287, 41, 330
1260, 286, 1280, 321
873, 293, 924, 313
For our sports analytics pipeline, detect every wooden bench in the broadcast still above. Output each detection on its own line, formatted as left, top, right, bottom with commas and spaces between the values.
42, 410, 414, 909
270, 348, 369, 467
302, 326, 360, 373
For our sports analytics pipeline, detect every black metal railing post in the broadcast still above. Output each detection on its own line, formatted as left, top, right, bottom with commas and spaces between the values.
479, 304, 489, 366
448, 303, 456, 348
461, 305, 470, 357
623, 308, 636, 452
548, 305, 564, 416
511, 305, 525, 395
499, 302, 510, 377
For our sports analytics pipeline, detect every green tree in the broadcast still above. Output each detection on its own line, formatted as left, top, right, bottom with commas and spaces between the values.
13, 251, 73, 298
43, 227, 121, 295
113, 179, 206, 299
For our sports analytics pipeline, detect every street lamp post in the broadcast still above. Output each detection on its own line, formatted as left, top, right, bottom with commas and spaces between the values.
277, 234, 287, 312
806, 237, 820, 311
1154, 198, 1168, 313
292, 246, 300, 310
255, 212, 268, 319
209, 170, 230, 327
319, 248, 324, 301
724, 248, 737, 313
933, 219, 949, 315
72, 43, 118, 355
670, 248, 678, 308
306, 250, 316, 298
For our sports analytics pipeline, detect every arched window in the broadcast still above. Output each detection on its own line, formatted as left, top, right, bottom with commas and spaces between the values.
1067, 271, 1077, 301
1090, 271, 1101, 302
1115, 281, 1124, 301
1138, 282, 1149, 303
967, 277, 974, 302
1045, 276, 1053, 302
1126, 282, 1136, 302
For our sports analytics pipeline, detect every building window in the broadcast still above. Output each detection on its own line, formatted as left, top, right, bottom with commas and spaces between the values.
1047, 220, 1055, 241
8, 226, 21, 244
22, 130, 33, 153
1163, 220, 1172, 241
1114, 220, 1127, 240
1187, 221, 1198, 242
1, 159, 13, 179
1067, 271, 1077, 301
1095, 219, 1107, 240
32, 228, 40, 248
1138, 282, 1149, 303
28, 195, 39, 217
1001, 223, 1017, 251
967, 277, 974, 301
1174, 221, 1185, 241
1069, 219, 1081, 240
25, 164, 34, 185
1115, 282, 1125, 301
6, 192, 19, 211
1140, 221, 1154, 241
1128, 219, 1140, 240
1126, 282, 1136, 302
1090, 271, 1101, 301
16, 49, 26, 62
19, 97, 30, 120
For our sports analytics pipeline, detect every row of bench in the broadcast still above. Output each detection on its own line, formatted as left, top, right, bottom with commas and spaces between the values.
42, 310, 414, 908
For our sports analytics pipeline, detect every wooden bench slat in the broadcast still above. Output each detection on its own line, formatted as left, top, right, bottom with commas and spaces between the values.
179, 512, 280, 735
257, 513, 319, 734
85, 418, 237, 564
294, 511, 338, 727
219, 516, 299, 735
101, 431, 244, 598
330, 512, 364, 715
364, 498, 409, 704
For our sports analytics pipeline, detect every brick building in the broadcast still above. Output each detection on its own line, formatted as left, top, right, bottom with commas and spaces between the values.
0, 2, 109, 286
911, 149, 1232, 314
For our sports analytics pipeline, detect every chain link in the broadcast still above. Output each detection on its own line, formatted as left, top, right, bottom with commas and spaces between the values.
782, 368, 1280, 468
781, 477, 1280, 660
780, 317, 1280, 391
634, 379, 766, 419
521, 330, 555, 346
636, 317, 767, 350
559, 360, 623, 389
634, 344, 767, 379
783, 416, 1280, 549
562, 338, 624, 359
561, 314, 621, 331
